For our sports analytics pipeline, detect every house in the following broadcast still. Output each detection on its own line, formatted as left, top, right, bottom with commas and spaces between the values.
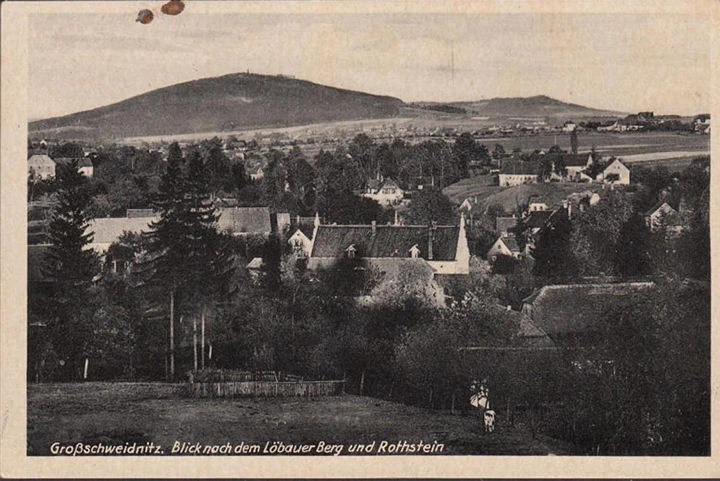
28, 154, 56, 180
307, 215, 470, 275
596, 159, 630, 185
486, 234, 522, 261
29, 155, 94, 180
562, 153, 594, 180
562, 121, 577, 133
498, 160, 539, 186
519, 282, 655, 347
86, 216, 158, 253
77, 158, 94, 178
287, 226, 314, 258
361, 178, 404, 207
644, 201, 683, 233
527, 196, 549, 212
216, 207, 272, 236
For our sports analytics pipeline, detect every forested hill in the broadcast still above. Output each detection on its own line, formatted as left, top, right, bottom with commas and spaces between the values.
414, 95, 625, 118
29, 73, 405, 140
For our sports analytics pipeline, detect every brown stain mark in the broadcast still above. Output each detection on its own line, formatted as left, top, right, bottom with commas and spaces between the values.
136, 9, 154, 24
161, 0, 185, 16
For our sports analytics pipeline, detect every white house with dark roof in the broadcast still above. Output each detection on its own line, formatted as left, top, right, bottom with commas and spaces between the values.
361, 178, 404, 207
307, 214, 469, 275
499, 160, 539, 186
596, 159, 630, 185
486, 234, 522, 261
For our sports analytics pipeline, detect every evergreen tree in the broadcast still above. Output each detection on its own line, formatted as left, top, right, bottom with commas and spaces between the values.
42, 159, 99, 379
145, 144, 233, 375
144, 142, 191, 379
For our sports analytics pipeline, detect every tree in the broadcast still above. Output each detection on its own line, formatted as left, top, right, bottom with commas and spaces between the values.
404, 187, 454, 225
531, 209, 574, 278
615, 213, 652, 276
570, 129, 578, 155
492, 144, 506, 161
452, 132, 477, 178
42, 159, 99, 379
570, 191, 633, 276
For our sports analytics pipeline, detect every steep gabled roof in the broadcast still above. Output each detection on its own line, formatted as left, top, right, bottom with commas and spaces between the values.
217, 206, 272, 234
500, 235, 521, 254
310, 224, 459, 261
522, 282, 654, 336
87, 216, 158, 245
644, 200, 678, 217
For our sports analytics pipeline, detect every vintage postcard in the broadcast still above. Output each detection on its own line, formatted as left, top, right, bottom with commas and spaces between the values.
1, 0, 719, 477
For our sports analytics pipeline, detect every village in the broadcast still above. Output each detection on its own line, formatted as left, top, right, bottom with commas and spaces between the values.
26, 105, 710, 456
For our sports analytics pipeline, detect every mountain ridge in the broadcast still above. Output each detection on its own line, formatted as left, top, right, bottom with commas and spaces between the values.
29, 73, 625, 140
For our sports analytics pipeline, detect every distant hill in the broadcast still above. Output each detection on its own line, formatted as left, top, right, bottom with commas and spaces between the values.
414, 95, 625, 119
29, 73, 405, 140
30, 73, 625, 140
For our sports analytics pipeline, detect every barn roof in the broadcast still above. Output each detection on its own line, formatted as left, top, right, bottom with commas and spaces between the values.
500, 160, 539, 175
217, 207, 272, 235
87, 216, 158, 245
522, 282, 654, 336
310, 224, 459, 261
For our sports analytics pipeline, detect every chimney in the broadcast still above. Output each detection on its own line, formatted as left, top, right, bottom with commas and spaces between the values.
394, 210, 399, 226
371, 220, 376, 235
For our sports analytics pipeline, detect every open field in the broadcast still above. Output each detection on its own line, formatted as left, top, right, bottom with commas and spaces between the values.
27, 382, 572, 456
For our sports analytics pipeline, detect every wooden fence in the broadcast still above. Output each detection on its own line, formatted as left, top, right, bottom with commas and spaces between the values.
189, 380, 345, 398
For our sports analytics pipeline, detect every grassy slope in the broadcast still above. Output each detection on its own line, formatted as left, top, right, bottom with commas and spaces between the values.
27, 382, 573, 455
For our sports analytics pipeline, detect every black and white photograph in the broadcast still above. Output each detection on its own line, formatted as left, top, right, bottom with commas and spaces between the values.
1, 0, 718, 477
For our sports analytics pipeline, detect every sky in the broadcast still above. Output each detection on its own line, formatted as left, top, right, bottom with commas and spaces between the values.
28, 8, 712, 120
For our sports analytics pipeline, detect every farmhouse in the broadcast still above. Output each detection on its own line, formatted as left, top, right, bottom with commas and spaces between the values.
519, 282, 655, 348
486, 234, 522, 261
361, 178, 404, 207
596, 159, 630, 185
307, 215, 470, 275
644, 201, 683, 233
498, 160, 539, 186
